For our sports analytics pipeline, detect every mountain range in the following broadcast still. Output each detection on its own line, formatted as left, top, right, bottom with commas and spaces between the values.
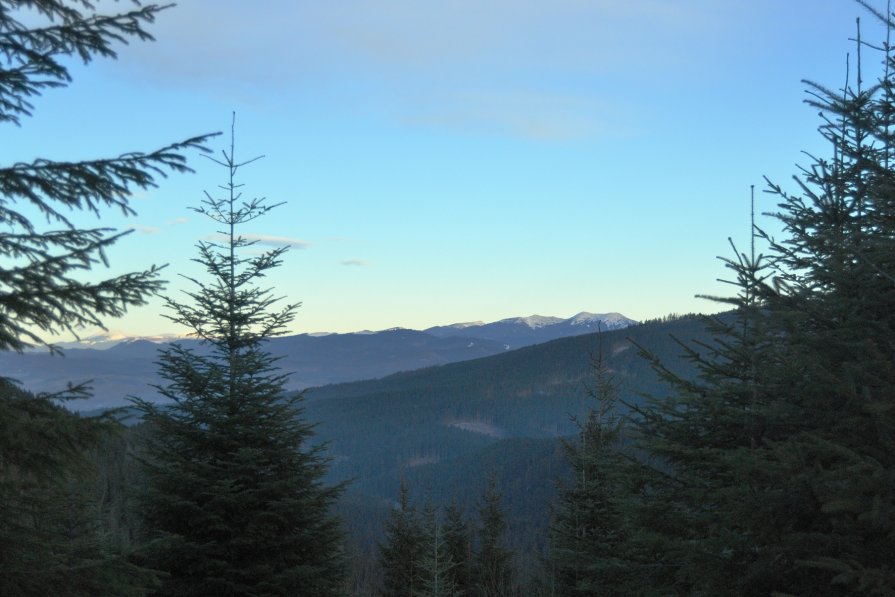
1, 312, 635, 409
423, 311, 633, 346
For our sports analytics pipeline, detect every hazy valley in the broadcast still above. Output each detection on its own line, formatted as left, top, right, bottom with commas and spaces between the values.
2, 311, 634, 409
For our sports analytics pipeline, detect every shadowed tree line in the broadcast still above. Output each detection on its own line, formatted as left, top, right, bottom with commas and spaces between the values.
377, 477, 517, 597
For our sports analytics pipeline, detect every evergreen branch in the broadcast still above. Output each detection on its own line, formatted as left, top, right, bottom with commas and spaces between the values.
0, 2, 173, 124
0, 263, 165, 352
0, 135, 218, 228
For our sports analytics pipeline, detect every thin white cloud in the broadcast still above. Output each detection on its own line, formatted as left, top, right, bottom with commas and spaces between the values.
341, 259, 370, 267
135, 225, 160, 234
242, 234, 311, 249
203, 233, 311, 249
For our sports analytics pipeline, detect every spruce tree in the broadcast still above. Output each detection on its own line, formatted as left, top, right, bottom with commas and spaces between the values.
474, 477, 514, 597
442, 499, 474, 596
379, 482, 427, 597
746, 9, 895, 591
133, 118, 345, 597
0, 2, 212, 594
631, 248, 780, 594
417, 502, 461, 597
632, 5, 895, 595
548, 350, 643, 596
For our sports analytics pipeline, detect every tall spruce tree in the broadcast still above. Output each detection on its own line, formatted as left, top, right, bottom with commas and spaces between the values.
379, 482, 427, 597
417, 502, 461, 597
133, 118, 345, 597
632, 4, 895, 595
0, 2, 212, 595
548, 349, 643, 596
631, 245, 779, 594
747, 8, 895, 591
475, 477, 515, 597
442, 499, 474, 596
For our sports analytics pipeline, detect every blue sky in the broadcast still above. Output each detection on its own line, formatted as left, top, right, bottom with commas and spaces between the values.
4, 0, 880, 336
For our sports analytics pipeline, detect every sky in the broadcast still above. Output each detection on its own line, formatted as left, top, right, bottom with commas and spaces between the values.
3, 0, 884, 337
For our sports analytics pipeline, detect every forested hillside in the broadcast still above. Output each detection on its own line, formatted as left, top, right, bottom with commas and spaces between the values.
307, 314, 709, 497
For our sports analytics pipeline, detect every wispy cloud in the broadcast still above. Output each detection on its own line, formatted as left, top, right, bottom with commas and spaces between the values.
341, 259, 370, 266
242, 234, 311, 249
203, 233, 311, 249
135, 226, 160, 234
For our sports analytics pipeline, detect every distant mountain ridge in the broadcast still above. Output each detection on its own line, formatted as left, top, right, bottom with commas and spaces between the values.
44, 311, 636, 352
2, 311, 637, 409
424, 311, 635, 348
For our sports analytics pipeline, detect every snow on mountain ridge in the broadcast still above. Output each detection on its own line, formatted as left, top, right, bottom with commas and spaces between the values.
494, 313, 635, 330
53, 312, 637, 350
447, 321, 486, 329
40, 331, 185, 352
499, 315, 564, 329
568, 312, 634, 328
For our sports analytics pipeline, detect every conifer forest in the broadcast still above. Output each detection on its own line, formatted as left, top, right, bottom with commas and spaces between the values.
2, 1, 895, 596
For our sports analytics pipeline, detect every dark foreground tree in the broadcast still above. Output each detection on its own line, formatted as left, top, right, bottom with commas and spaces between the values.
745, 11, 895, 589
632, 5, 895, 595
0, 2, 212, 595
134, 119, 345, 596
631, 249, 779, 594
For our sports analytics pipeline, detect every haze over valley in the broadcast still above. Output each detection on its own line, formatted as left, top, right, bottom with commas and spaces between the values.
4, 311, 635, 409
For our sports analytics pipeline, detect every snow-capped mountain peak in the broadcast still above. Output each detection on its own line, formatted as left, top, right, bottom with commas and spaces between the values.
40, 330, 184, 352
447, 321, 485, 329
500, 315, 564, 329
424, 311, 637, 348
568, 312, 634, 329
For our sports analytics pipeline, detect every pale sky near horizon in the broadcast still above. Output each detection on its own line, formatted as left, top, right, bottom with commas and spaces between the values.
3, 0, 883, 338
